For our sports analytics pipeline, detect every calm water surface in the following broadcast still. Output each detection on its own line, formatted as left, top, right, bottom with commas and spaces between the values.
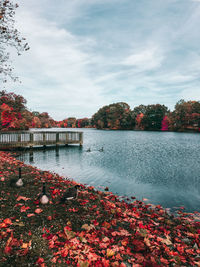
19, 129, 200, 212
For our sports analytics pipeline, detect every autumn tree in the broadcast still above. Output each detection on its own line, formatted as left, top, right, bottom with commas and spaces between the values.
0, 90, 57, 130
0, 102, 28, 130
0, 90, 26, 112
31, 116, 41, 128
140, 104, 169, 131
133, 104, 147, 116
92, 102, 135, 130
67, 117, 76, 128
91, 105, 108, 129
135, 113, 144, 130
0, 0, 29, 82
76, 118, 90, 128
161, 115, 171, 131
0, 90, 29, 130
133, 105, 147, 130
172, 100, 200, 131
38, 112, 54, 128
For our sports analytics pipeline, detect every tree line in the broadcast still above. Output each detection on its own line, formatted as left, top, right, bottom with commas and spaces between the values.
0, 90, 200, 132
0, 91, 56, 130
92, 101, 200, 132
0, 90, 91, 130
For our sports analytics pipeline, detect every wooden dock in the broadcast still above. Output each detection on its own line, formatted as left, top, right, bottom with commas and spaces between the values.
0, 131, 83, 149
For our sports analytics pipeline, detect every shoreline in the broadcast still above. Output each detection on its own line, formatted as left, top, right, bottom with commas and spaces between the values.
0, 151, 200, 266
47, 127, 200, 134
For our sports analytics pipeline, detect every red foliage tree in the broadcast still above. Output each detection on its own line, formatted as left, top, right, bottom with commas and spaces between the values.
0, 103, 27, 130
0, 90, 27, 112
0, 103, 14, 127
161, 116, 169, 131
172, 100, 200, 132
135, 113, 144, 130
76, 118, 90, 128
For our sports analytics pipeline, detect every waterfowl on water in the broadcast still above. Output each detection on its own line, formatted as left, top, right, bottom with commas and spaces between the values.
39, 183, 49, 204
86, 148, 91, 152
10, 167, 24, 188
60, 185, 80, 203
99, 147, 104, 152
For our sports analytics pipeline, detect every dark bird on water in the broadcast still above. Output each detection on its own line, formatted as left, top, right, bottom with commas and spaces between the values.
10, 167, 24, 187
86, 148, 91, 152
38, 183, 49, 204
60, 185, 80, 203
99, 147, 104, 152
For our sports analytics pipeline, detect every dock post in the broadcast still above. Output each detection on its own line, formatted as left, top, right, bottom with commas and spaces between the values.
17, 133, 21, 147
43, 132, 46, 142
79, 132, 83, 146
56, 132, 59, 146
65, 132, 68, 146
17, 133, 21, 142
30, 133, 33, 147
43, 133, 46, 148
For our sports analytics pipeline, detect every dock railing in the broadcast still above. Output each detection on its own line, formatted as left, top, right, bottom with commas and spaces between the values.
0, 131, 83, 149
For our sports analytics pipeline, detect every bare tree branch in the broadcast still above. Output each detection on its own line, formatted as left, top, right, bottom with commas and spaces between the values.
0, 0, 29, 82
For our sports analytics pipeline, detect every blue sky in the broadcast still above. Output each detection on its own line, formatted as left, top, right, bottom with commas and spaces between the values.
4, 0, 200, 120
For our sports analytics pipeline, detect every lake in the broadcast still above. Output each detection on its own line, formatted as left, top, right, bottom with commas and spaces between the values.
18, 128, 200, 213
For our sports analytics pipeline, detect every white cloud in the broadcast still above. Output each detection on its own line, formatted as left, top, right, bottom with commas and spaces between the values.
122, 45, 164, 71
155, 73, 196, 84
9, 6, 107, 120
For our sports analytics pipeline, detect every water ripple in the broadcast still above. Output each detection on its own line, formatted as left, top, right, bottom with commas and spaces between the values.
20, 129, 200, 212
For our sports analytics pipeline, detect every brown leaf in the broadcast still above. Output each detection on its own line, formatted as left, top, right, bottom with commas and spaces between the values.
144, 237, 151, 247
107, 248, 115, 257
13, 221, 25, 227
78, 260, 89, 267
157, 235, 172, 245
81, 224, 95, 231
63, 228, 76, 240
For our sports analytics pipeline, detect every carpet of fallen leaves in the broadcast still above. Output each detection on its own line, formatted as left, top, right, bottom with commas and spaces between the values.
0, 151, 200, 267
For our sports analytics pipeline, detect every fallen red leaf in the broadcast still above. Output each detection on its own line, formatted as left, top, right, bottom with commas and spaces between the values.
16, 196, 30, 201
4, 246, 12, 254
27, 213, 35, 217
36, 257, 44, 264
35, 208, 43, 214
20, 206, 30, 212
3, 218, 12, 225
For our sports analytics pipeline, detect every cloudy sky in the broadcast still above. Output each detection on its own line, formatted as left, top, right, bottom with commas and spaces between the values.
4, 0, 200, 120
